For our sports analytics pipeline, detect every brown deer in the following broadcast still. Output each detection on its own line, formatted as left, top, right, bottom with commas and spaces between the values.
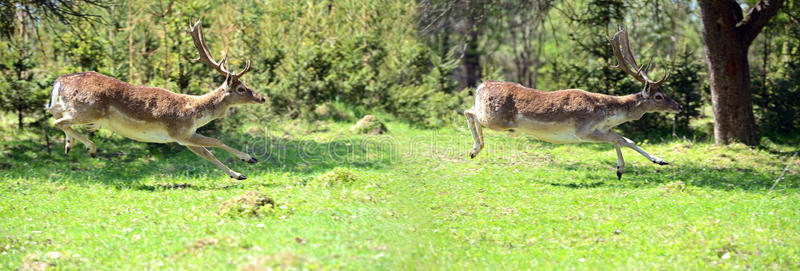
463, 28, 682, 180
46, 19, 265, 180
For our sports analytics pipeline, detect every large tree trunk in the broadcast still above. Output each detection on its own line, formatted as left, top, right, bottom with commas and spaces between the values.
703, 35, 758, 145
698, 0, 783, 146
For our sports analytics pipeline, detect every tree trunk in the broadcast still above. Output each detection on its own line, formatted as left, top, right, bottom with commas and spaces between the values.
43, 110, 51, 154
704, 40, 758, 145
462, 29, 481, 89
128, 0, 135, 83
17, 108, 23, 130
698, 0, 783, 146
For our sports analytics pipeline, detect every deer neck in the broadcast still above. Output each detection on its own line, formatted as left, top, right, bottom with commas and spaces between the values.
193, 88, 233, 123
610, 93, 648, 124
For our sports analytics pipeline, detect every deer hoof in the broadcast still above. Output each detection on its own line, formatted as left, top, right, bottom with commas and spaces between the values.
655, 160, 669, 166
232, 174, 247, 180
65, 147, 71, 154
244, 157, 258, 164
469, 152, 476, 159
616, 171, 622, 180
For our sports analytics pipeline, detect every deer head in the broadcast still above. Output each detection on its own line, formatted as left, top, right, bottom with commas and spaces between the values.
609, 27, 681, 113
189, 19, 265, 105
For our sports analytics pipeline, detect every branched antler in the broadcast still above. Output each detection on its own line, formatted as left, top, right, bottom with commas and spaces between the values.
189, 19, 251, 79
609, 27, 670, 86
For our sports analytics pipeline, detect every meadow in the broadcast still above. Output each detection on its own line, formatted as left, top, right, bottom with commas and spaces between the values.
1, 113, 798, 270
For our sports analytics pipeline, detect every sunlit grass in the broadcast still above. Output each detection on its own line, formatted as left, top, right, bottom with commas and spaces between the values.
0, 117, 798, 269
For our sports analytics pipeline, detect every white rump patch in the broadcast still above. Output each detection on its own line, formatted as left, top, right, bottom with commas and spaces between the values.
47, 82, 62, 110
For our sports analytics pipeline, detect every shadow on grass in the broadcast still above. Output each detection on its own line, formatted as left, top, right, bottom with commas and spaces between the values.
0, 132, 395, 190
528, 160, 799, 192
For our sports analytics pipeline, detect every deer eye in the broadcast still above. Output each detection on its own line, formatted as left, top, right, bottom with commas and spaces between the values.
654, 94, 663, 101
236, 86, 245, 93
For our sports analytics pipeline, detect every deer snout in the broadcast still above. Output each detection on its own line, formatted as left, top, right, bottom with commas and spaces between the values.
668, 103, 682, 113
253, 93, 266, 104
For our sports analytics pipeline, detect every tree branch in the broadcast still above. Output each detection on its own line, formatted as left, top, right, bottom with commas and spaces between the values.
738, 0, 785, 45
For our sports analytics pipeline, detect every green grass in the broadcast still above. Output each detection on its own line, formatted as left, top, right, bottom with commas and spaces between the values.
1, 118, 798, 270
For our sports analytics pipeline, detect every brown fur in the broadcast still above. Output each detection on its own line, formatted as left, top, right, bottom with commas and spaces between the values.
49, 71, 265, 179
473, 80, 680, 131
464, 80, 682, 179
52, 72, 263, 138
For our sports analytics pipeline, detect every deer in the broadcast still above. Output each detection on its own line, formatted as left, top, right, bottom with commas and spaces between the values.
463, 27, 682, 180
46, 19, 265, 180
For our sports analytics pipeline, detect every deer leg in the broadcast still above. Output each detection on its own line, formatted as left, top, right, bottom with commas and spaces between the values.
615, 136, 669, 165
475, 118, 484, 150
585, 130, 666, 179
53, 117, 96, 158
614, 144, 625, 180
64, 134, 74, 154
185, 145, 246, 180
464, 109, 484, 159
181, 134, 257, 163
586, 130, 668, 165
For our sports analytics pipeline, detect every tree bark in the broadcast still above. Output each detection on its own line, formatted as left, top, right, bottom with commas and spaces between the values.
17, 108, 23, 130
698, 0, 783, 146
462, 28, 481, 88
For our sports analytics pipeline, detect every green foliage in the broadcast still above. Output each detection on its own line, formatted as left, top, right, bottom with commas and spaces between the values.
385, 50, 461, 127
752, 9, 800, 141
57, 30, 106, 72
754, 56, 800, 138
0, 0, 796, 142
0, 39, 49, 130
245, 0, 457, 124
667, 47, 704, 136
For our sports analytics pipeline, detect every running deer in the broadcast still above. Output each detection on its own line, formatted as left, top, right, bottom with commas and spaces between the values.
463, 28, 682, 180
46, 19, 265, 180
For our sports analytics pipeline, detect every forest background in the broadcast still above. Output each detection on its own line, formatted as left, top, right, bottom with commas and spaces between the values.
0, 0, 798, 146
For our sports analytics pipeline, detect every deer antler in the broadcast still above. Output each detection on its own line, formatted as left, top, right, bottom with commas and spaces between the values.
234, 60, 251, 78
609, 27, 671, 86
189, 19, 231, 77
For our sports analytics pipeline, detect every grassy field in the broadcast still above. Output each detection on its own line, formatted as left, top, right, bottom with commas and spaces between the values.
1, 115, 799, 270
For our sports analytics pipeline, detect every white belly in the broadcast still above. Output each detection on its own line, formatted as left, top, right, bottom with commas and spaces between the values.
514, 116, 583, 144
96, 107, 175, 143
517, 127, 582, 144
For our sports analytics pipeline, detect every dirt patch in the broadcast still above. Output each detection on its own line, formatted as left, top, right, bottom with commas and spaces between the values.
313, 102, 349, 121
21, 252, 62, 271
661, 180, 702, 195
186, 238, 219, 254
160, 183, 193, 189
663, 181, 686, 192
314, 102, 333, 119
217, 191, 276, 218
317, 168, 360, 187
240, 252, 307, 271
350, 115, 387, 134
